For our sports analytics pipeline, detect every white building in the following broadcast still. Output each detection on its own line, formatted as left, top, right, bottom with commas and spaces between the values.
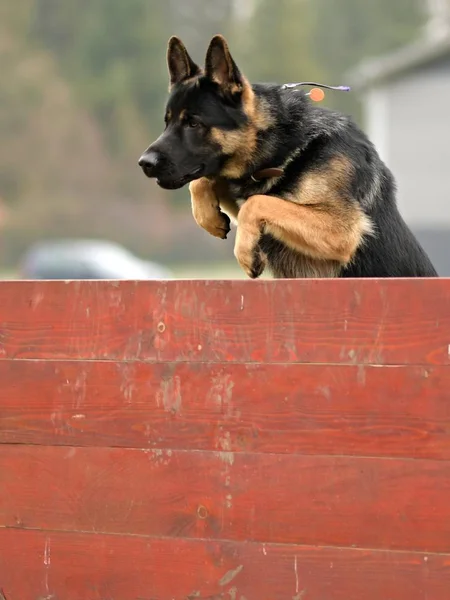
350, 6, 450, 275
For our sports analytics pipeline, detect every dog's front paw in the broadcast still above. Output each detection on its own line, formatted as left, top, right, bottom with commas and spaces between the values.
190, 179, 231, 240
193, 206, 231, 239
234, 232, 267, 279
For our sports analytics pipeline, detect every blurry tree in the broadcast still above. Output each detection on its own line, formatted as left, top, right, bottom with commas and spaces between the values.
0, 1, 115, 205
242, 0, 424, 117
169, 0, 234, 58
31, 0, 170, 158
312, 0, 424, 75
236, 0, 324, 83
29, 0, 235, 202
311, 0, 425, 115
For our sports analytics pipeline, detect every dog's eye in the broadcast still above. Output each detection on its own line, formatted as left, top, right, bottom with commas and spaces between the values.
186, 118, 200, 129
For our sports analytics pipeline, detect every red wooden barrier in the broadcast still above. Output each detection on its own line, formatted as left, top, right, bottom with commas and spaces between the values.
0, 279, 450, 600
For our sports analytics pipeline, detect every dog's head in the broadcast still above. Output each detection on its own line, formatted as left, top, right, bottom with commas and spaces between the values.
139, 35, 270, 189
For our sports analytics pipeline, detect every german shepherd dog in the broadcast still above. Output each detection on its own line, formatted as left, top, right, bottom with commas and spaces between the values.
139, 35, 437, 279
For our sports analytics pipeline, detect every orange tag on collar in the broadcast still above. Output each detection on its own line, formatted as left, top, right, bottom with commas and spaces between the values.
310, 88, 325, 102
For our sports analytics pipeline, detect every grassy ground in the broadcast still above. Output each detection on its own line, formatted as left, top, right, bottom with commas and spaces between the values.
170, 261, 247, 279
0, 270, 16, 280
0, 261, 269, 281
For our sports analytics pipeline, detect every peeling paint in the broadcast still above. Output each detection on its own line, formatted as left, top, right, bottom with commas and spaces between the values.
109, 290, 123, 307
318, 386, 331, 401
44, 538, 51, 566
216, 431, 232, 452
43, 537, 52, 598
217, 452, 234, 466
149, 448, 173, 467
50, 411, 65, 435
73, 371, 87, 409
208, 372, 235, 415
65, 448, 76, 459
158, 376, 182, 414
357, 365, 366, 386
31, 291, 44, 310
219, 565, 243, 587
120, 363, 136, 405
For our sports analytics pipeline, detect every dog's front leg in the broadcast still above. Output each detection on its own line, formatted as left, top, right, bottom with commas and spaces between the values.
235, 193, 372, 278
189, 178, 238, 240
234, 197, 268, 279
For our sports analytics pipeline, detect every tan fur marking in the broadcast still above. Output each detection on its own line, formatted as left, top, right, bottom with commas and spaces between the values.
189, 177, 237, 239
268, 155, 374, 262
211, 80, 273, 179
214, 179, 240, 222
263, 204, 372, 263
233, 156, 374, 278
289, 156, 354, 206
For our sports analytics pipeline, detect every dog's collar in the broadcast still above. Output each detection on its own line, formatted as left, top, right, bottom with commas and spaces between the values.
250, 167, 284, 182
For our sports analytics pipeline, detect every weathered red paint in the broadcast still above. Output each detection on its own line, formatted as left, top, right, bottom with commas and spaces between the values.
0, 279, 449, 364
1, 360, 450, 458
0, 279, 450, 600
1, 445, 450, 552
2, 529, 450, 600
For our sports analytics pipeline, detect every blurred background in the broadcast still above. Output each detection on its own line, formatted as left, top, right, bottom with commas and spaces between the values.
1, 0, 449, 279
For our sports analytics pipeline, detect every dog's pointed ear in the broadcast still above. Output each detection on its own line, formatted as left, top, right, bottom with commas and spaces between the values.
167, 36, 201, 88
205, 35, 244, 91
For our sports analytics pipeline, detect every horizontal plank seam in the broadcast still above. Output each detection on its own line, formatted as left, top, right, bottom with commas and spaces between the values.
1, 525, 448, 557
0, 443, 449, 463
0, 358, 445, 368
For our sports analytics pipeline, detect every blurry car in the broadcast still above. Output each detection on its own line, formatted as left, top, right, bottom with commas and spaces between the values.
19, 240, 172, 280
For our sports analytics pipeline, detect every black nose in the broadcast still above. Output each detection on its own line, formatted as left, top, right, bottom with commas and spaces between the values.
138, 151, 161, 177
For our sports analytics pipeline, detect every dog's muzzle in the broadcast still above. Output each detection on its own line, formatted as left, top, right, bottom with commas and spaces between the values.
138, 151, 161, 179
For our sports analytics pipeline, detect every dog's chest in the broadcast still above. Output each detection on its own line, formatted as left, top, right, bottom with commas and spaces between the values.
259, 233, 341, 279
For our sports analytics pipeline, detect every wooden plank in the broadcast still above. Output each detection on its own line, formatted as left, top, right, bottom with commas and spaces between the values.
0, 529, 449, 600
2, 446, 450, 552
0, 279, 449, 364
2, 360, 450, 459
